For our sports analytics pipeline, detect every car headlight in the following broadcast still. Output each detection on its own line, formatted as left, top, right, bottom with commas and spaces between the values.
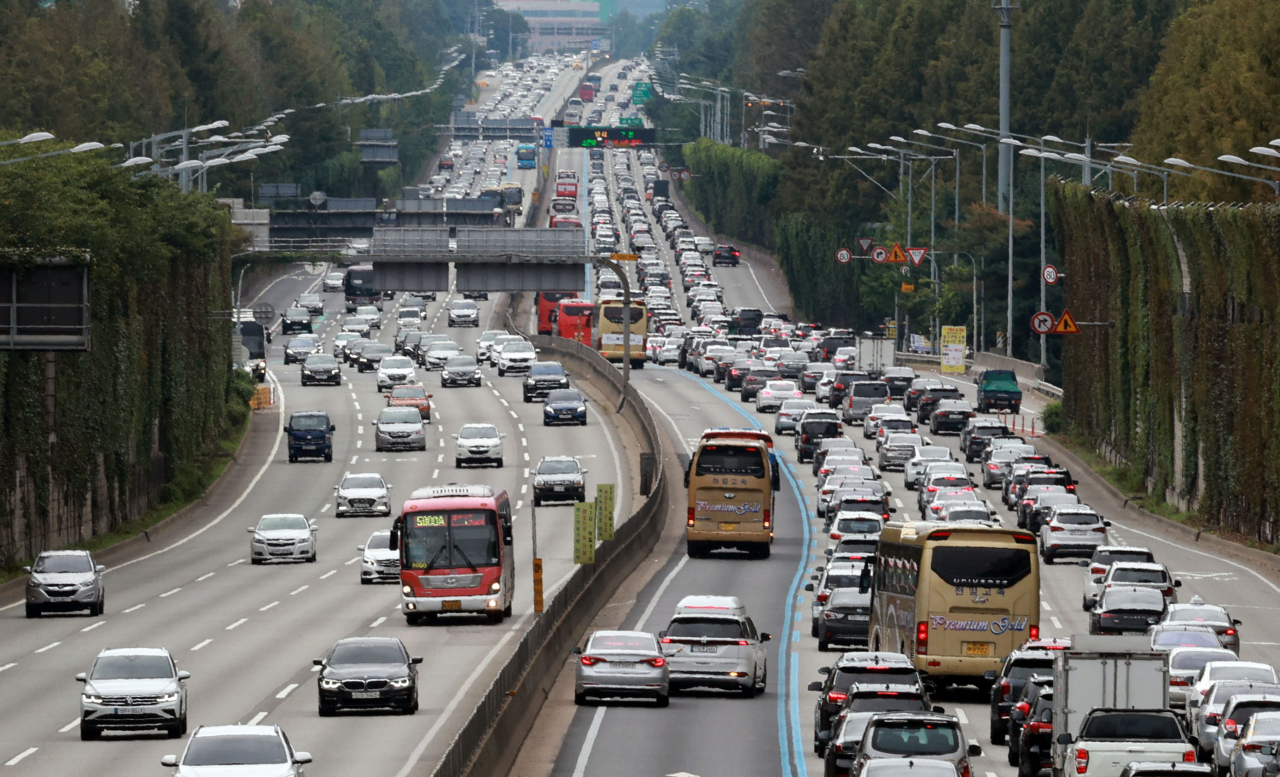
302, 370, 313, 375
544, 407, 555, 414
319, 678, 342, 690
389, 677, 413, 689
83, 694, 104, 704
27, 579, 40, 588
156, 692, 180, 703
253, 533, 267, 543
474, 370, 482, 377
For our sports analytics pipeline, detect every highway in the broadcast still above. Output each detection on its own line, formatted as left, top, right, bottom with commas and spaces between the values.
537, 153, 1279, 777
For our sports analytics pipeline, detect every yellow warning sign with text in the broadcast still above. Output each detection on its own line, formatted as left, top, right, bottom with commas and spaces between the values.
596, 484, 615, 541
574, 502, 595, 564
941, 326, 967, 374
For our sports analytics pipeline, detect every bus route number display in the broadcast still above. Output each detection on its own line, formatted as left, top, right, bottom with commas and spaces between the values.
568, 127, 656, 147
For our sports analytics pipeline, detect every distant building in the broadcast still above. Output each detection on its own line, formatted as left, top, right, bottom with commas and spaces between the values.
495, 0, 609, 52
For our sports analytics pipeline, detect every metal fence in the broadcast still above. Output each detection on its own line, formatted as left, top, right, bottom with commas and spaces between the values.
426, 330, 667, 777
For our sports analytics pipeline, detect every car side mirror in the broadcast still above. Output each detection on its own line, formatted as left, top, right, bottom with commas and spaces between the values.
177, 670, 191, 681
808, 681, 824, 692
293, 753, 312, 765
76, 672, 87, 682
501, 433, 508, 438
1234, 619, 1243, 626
451, 434, 459, 439
411, 657, 423, 665
95, 564, 106, 573
983, 670, 998, 681
760, 633, 771, 642
570, 646, 583, 655
1056, 733, 1073, 745
161, 755, 178, 767
968, 743, 983, 757
22, 565, 31, 573
1103, 520, 1112, 527
804, 584, 815, 592
247, 527, 256, 533
818, 666, 832, 675
1174, 580, 1182, 587
284, 426, 292, 433
888, 508, 897, 513
1078, 559, 1090, 567
330, 425, 336, 432
818, 730, 832, 743
933, 705, 947, 714
312, 658, 324, 666
683, 465, 690, 488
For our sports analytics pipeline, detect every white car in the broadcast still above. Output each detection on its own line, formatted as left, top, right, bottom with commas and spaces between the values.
476, 329, 507, 361
453, 423, 506, 467
496, 340, 537, 376
355, 305, 381, 328
249, 514, 317, 564
334, 472, 391, 517
756, 380, 803, 413
79, 647, 189, 740
661, 596, 769, 696
323, 272, 344, 292
447, 300, 479, 327
1080, 546, 1157, 610
423, 341, 462, 370
357, 530, 399, 584
488, 334, 526, 367
376, 356, 417, 391
863, 404, 910, 439
825, 511, 884, 558
904, 445, 955, 488
161, 725, 311, 775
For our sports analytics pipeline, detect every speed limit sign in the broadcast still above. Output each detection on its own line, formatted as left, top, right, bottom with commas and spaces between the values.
835, 247, 853, 264
680, 170, 691, 181
871, 246, 888, 264
1043, 264, 1059, 285
1030, 311, 1056, 335
658, 161, 670, 173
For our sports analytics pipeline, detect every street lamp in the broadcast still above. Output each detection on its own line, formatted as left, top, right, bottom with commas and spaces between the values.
1165, 157, 1280, 195
929, 126, 990, 204
0, 131, 55, 147
998, 137, 1018, 356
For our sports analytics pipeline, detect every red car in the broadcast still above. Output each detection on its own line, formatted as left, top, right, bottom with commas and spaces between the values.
386, 385, 432, 422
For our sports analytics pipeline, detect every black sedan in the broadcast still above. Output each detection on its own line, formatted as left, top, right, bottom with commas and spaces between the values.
316, 637, 420, 715
543, 389, 588, 426
1089, 585, 1167, 635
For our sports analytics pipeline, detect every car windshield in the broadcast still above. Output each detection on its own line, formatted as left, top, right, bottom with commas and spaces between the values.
1154, 630, 1220, 648
290, 415, 329, 431
329, 643, 405, 665
1213, 666, 1276, 682
505, 342, 534, 353
287, 339, 313, 349
1079, 712, 1182, 740
665, 618, 747, 640
589, 633, 654, 652
445, 356, 477, 368
379, 408, 421, 425
537, 460, 579, 475
427, 343, 460, 353
1111, 568, 1169, 584
1170, 607, 1230, 624
871, 721, 960, 755
183, 735, 288, 766
305, 355, 337, 367
258, 515, 308, 531
381, 357, 414, 369
1056, 513, 1100, 525
366, 533, 391, 550
286, 308, 308, 318
91, 654, 173, 679
364, 344, 393, 357
848, 694, 927, 712
1006, 660, 1055, 682
1104, 588, 1166, 610
529, 363, 564, 376
391, 386, 427, 399
1093, 549, 1156, 566
459, 426, 497, 439
837, 517, 882, 534
34, 554, 92, 573
1171, 651, 1235, 670
546, 390, 583, 403
450, 302, 478, 311
342, 475, 383, 490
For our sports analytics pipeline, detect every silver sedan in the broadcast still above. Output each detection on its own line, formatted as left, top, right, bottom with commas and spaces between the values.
572, 630, 669, 707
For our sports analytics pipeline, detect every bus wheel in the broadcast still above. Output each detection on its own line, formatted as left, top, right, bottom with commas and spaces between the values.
753, 545, 771, 560
686, 541, 703, 558
487, 610, 504, 624
504, 601, 513, 617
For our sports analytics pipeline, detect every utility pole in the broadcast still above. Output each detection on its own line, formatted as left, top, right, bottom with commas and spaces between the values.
995, 0, 1016, 215
1006, 151, 1015, 357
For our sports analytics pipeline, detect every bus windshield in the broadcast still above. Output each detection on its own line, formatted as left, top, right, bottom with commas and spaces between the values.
516, 146, 536, 161
930, 546, 1033, 588
345, 266, 377, 297
695, 445, 766, 477
602, 305, 645, 324
402, 510, 499, 570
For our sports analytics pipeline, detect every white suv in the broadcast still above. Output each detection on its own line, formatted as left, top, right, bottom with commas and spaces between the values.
660, 595, 771, 697
496, 340, 537, 376
453, 423, 506, 468
162, 725, 310, 775
376, 356, 417, 391
447, 300, 479, 327
78, 647, 189, 740
249, 514, 317, 564
334, 472, 391, 517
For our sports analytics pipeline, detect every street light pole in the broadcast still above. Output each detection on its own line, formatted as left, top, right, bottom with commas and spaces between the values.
995, 0, 1015, 215
1001, 138, 1017, 357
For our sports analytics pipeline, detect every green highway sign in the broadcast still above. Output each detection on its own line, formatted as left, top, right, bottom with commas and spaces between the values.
620, 117, 643, 127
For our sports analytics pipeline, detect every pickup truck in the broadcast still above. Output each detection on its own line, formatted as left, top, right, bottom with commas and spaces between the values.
977, 369, 1023, 413
1054, 709, 1197, 777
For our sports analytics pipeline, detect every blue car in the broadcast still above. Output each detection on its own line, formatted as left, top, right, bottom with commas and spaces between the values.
287, 411, 334, 462
543, 389, 588, 426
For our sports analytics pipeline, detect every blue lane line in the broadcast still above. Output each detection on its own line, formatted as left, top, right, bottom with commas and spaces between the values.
670, 370, 811, 777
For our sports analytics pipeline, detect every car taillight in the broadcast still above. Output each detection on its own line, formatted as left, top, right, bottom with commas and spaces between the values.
1092, 526, 1108, 533
835, 383, 845, 390
961, 761, 970, 777
823, 611, 840, 620
817, 591, 830, 603
1001, 679, 1012, 701
1170, 677, 1190, 686
916, 621, 928, 654
1225, 628, 1237, 636
1163, 587, 1174, 597
581, 655, 604, 666
989, 464, 1000, 470
1067, 484, 1076, 491
1029, 624, 1039, 641
927, 486, 938, 492
1184, 749, 1199, 760
801, 434, 809, 442
1050, 526, 1064, 532
827, 691, 847, 703
1091, 566, 1106, 575
1029, 721, 1053, 733
643, 657, 666, 667
687, 508, 695, 527
830, 532, 841, 540
1075, 748, 1089, 775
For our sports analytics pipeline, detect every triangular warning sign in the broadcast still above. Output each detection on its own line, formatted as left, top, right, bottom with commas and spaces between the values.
856, 237, 874, 254
906, 247, 927, 267
886, 243, 908, 263
1051, 308, 1081, 334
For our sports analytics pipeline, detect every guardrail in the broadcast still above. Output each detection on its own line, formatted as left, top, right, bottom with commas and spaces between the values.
428, 331, 667, 777
892, 350, 1064, 400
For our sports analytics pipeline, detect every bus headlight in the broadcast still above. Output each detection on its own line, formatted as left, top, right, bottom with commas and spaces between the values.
490, 581, 501, 593
402, 584, 412, 595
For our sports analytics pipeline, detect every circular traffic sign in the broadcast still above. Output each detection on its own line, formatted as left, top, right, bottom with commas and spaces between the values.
871, 246, 888, 264
251, 302, 276, 325
679, 170, 691, 181
1043, 264, 1059, 285
1030, 311, 1056, 335
658, 161, 670, 173
835, 247, 853, 264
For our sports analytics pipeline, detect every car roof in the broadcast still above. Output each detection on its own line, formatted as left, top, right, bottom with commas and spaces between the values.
344, 472, 384, 480
260, 513, 306, 520
194, 724, 279, 738
835, 652, 915, 667
674, 595, 745, 616
97, 646, 171, 657
291, 410, 329, 418
1109, 561, 1167, 571
37, 549, 91, 557
333, 636, 403, 648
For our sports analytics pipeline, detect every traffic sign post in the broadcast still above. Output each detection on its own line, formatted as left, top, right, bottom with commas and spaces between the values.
856, 237, 874, 254
886, 243, 909, 264
1043, 264, 1060, 285
835, 247, 853, 264
1030, 311, 1056, 336
871, 246, 888, 264
658, 161, 670, 173
679, 170, 691, 181
906, 247, 928, 268
1051, 308, 1080, 334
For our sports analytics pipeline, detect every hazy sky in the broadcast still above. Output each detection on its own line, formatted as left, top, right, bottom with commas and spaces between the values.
618, 0, 667, 18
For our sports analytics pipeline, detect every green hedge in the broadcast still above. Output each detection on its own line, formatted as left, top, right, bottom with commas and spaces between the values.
681, 138, 780, 247
1048, 182, 1280, 540
0, 151, 238, 563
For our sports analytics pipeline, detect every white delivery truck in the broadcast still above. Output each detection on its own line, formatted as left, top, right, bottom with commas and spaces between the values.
1051, 636, 1192, 777
855, 336, 894, 378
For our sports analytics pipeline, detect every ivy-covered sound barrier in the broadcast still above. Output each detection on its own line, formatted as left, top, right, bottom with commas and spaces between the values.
0, 153, 240, 563
1048, 181, 1280, 541
681, 138, 780, 248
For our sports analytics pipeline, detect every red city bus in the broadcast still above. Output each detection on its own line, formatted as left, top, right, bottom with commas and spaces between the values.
389, 485, 513, 625
536, 292, 578, 335
556, 299, 595, 345
579, 82, 595, 102
555, 180, 579, 199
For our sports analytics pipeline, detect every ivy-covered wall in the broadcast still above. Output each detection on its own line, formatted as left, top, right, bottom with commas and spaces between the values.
1049, 181, 1280, 542
0, 152, 238, 563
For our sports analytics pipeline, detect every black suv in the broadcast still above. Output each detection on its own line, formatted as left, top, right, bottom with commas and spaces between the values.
740, 367, 781, 401
713, 245, 741, 266
1005, 675, 1053, 766
929, 399, 975, 434
796, 412, 842, 463
522, 361, 570, 402
807, 652, 923, 757
987, 649, 1058, 743
916, 385, 964, 422
1012, 689, 1055, 776
961, 420, 1014, 461
827, 371, 871, 409
724, 358, 756, 390
281, 307, 313, 335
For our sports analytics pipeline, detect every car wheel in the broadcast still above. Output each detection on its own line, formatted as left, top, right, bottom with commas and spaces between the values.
486, 610, 504, 624
455, 459, 462, 468
307, 553, 317, 563
88, 599, 100, 617
1082, 597, 1092, 611
817, 638, 828, 652
990, 719, 1007, 745
533, 496, 541, 506
497, 366, 505, 376
251, 558, 263, 565
574, 692, 589, 706
741, 681, 757, 698
495, 458, 503, 468
318, 705, 336, 717
1008, 739, 1020, 766
25, 604, 39, 619
655, 693, 670, 708
811, 621, 819, 639
504, 600, 513, 617
168, 721, 184, 738
324, 452, 332, 462
79, 721, 100, 741
361, 577, 371, 585
289, 454, 297, 463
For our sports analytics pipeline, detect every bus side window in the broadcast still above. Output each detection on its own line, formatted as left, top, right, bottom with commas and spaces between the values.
389, 516, 402, 551
683, 461, 691, 488
498, 501, 513, 545
769, 453, 781, 492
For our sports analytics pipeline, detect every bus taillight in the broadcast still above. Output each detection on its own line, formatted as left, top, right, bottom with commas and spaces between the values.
763, 509, 771, 529
687, 508, 695, 527
916, 621, 929, 654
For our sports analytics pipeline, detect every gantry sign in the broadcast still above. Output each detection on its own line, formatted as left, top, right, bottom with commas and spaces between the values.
369, 227, 589, 293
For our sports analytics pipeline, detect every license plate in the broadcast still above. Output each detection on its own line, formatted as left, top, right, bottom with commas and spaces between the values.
113, 707, 146, 715
350, 691, 380, 699
690, 645, 718, 654
609, 662, 637, 670
719, 522, 739, 531
442, 600, 462, 611
302, 445, 316, 450
554, 486, 566, 492
851, 614, 870, 621
964, 642, 993, 656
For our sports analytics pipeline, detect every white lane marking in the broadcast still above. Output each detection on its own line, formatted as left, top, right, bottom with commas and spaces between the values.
345, 556, 361, 565
0, 663, 14, 673
432, 469, 439, 479
357, 439, 363, 448
521, 437, 528, 447
351, 392, 358, 399
290, 585, 308, 595
357, 413, 363, 421
5, 747, 38, 766
491, 389, 501, 396
351, 455, 360, 464
371, 616, 387, 628
226, 618, 248, 630
197, 572, 215, 581
523, 452, 530, 461
518, 424, 525, 432
1042, 601, 1052, 610
1109, 519, 1280, 596
438, 439, 445, 447
635, 555, 690, 631
1051, 616, 1063, 629
160, 587, 181, 597
437, 454, 444, 462
311, 665, 322, 672
321, 503, 331, 513
247, 711, 268, 726
320, 570, 336, 580
123, 603, 145, 613
894, 498, 904, 508
509, 410, 518, 418
58, 718, 80, 733
745, 261, 774, 308
191, 639, 213, 651
516, 500, 523, 510
521, 484, 528, 494
276, 683, 299, 699
500, 399, 509, 407
259, 601, 279, 612
955, 708, 968, 724
637, 389, 691, 454
353, 402, 360, 411
571, 707, 608, 777
80, 621, 105, 633
524, 468, 530, 478
34, 642, 60, 654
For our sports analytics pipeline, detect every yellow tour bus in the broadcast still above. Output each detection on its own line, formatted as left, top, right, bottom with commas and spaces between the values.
684, 429, 780, 559
868, 521, 1040, 687
596, 299, 647, 370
